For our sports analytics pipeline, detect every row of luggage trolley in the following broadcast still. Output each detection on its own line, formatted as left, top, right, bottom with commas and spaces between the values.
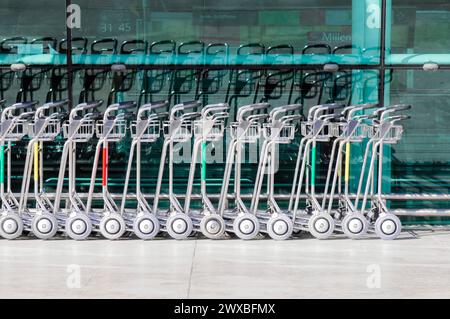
0, 98, 410, 240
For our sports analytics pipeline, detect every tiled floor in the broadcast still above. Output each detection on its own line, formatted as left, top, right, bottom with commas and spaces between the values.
1, 228, 449, 299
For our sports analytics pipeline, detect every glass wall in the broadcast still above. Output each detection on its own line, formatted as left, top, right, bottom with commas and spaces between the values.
389, 69, 450, 197
0, 0, 449, 214
384, 0, 450, 215
0, 0, 66, 105
0, 0, 66, 65
69, 0, 380, 65
388, 0, 450, 64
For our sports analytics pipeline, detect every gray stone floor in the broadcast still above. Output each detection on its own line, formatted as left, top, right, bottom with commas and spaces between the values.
0, 228, 449, 299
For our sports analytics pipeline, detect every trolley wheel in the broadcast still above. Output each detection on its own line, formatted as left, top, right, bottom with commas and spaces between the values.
374, 213, 402, 240
342, 213, 369, 239
133, 213, 160, 240
233, 213, 260, 240
308, 213, 335, 240
65, 214, 92, 240
31, 213, 58, 240
99, 213, 126, 240
0, 213, 23, 239
267, 214, 293, 241
166, 213, 193, 240
200, 214, 225, 239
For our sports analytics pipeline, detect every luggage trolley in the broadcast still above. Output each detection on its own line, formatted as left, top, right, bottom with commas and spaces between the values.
19, 100, 68, 239
184, 103, 230, 239
53, 101, 103, 240
85, 101, 136, 240
0, 102, 37, 239
250, 104, 303, 240
321, 103, 377, 239
153, 101, 202, 240
120, 100, 169, 239
289, 103, 346, 239
355, 104, 411, 240
218, 103, 270, 240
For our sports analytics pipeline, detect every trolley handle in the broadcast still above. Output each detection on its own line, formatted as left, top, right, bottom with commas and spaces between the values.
84, 112, 103, 121
11, 101, 38, 111
320, 103, 347, 112
81, 100, 103, 111
209, 113, 229, 127
309, 103, 346, 121
182, 100, 202, 108
247, 103, 270, 113
36, 100, 70, 118
384, 115, 411, 123
211, 112, 229, 121
18, 111, 36, 120
140, 100, 169, 111
70, 101, 103, 120
307, 103, 343, 118
102, 101, 136, 121
280, 114, 303, 124
139, 112, 165, 124
274, 103, 302, 115
138, 100, 169, 119
365, 111, 379, 118
147, 100, 169, 109
202, 103, 230, 118
346, 103, 378, 118
1, 102, 35, 121
54, 112, 69, 120
282, 103, 302, 112
43, 111, 67, 121
247, 114, 269, 124
385, 104, 411, 114
155, 112, 169, 120
353, 114, 374, 121
387, 104, 412, 112
237, 103, 270, 121
270, 104, 302, 122
380, 104, 411, 115
374, 104, 411, 118
171, 100, 202, 119
319, 113, 345, 122
46, 99, 70, 110
144, 112, 166, 123
378, 105, 411, 121
113, 112, 135, 122
180, 112, 201, 123
118, 101, 137, 110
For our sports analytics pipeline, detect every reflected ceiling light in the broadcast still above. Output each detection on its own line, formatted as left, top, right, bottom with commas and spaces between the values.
323, 63, 339, 73
10, 63, 26, 72
111, 64, 127, 72
423, 62, 439, 72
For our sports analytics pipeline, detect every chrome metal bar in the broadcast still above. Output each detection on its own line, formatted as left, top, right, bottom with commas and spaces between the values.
18, 192, 450, 219
17, 192, 450, 201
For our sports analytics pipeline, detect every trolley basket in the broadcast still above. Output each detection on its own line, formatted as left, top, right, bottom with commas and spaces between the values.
62, 119, 96, 142
96, 120, 127, 141
130, 120, 161, 142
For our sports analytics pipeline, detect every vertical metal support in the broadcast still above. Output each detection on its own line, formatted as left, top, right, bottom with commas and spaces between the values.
378, 0, 387, 106
379, 0, 393, 201
66, 0, 73, 110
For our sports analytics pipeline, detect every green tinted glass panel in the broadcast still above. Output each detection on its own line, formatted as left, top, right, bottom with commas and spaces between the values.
70, 0, 381, 65
388, 69, 450, 203
388, 0, 450, 64
0, 0, 66, 65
